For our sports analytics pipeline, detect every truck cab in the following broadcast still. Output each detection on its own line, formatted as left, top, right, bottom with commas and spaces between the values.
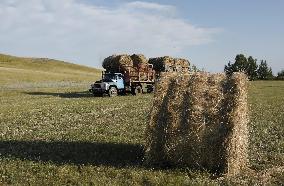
89, 72, 125, 97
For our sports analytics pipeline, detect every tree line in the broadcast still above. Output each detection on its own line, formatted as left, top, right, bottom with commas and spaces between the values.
224, 54, 283, 80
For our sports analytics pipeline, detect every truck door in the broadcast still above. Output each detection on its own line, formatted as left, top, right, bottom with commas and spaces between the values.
116, 75, 125, 90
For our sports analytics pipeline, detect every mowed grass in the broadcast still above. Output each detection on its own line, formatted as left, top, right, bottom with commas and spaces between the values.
1, 87, 198, 185
0, 81, 283, 185
0, 54, 283, 185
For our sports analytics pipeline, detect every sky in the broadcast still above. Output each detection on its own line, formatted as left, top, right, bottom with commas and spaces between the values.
0, 0, 283, 73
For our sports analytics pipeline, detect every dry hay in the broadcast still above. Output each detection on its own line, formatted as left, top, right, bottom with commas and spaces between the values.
144, 72, 249, 176
102, 54, 150, 73
149, 56, 190, 73
103, 54, 190, 74
131, 54, 148, 68
102, 54, 155, 82
148, 56, 173, 72
174, 58, 190, 72
102, 54, 133, 73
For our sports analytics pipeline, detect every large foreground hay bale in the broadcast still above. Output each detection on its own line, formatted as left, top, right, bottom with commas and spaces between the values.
144, 72, 248, 176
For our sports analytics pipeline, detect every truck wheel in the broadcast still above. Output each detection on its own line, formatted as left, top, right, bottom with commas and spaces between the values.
108, 87, 118, 97
146, 85, 154, 93
134, 86, 143, 95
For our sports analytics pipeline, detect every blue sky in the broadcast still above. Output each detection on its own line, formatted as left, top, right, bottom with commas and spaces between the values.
0, 0, 283, 73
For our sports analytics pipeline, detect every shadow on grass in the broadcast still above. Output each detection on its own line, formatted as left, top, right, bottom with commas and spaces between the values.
0, 141, 144, 167
25, 91, 136, 98
25, 91, 95, 98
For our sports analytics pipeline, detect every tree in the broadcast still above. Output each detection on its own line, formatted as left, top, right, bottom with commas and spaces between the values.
225, 54, 247, 75
246, 56, 258, 80
225, 54, 275, 80
234, 54, 248, 72
224, 61, 234, 75
224, 54, 257, 80
276, 70, 284, 80
257, 60, 274, 80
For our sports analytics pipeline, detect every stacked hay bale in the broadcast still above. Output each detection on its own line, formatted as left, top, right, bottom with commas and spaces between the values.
102, 54, 153, 81
148, 56, 173, 72
130, 54, 149, 81
148, 57, 163, 71
144, 72, 248, 176
131, 54, 148, 68
102, 54, 133, 73
149, 56, 190, 74
174, 58, 190, 72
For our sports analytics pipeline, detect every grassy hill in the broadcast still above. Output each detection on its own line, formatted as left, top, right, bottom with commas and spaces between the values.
0, 53, 101, 85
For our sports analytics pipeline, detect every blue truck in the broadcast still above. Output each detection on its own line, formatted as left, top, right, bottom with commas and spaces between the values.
89, 64, 155, 97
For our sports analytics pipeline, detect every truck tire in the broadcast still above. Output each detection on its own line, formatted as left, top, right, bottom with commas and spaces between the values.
132, 86, 142, 95
146, 85, 154, 93
108, 87, 118, 97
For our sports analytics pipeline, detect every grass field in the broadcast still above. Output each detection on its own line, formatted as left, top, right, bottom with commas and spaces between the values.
0, 55, 283, 185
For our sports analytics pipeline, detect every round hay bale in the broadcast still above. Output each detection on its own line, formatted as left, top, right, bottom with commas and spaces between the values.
174, 58, 190, 72
149, 56, 190, 73
131, 54, 148, 68
149, 57, 165, 72
144, 72, 249, 176
149, 56, 174, 72
102, 54, 132, 73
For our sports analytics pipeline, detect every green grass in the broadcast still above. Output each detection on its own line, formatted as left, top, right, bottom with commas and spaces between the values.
0, 55, 283, 185
248, 81, 284, 169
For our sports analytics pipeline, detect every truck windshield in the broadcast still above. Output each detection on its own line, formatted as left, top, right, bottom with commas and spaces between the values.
103, 74, 116, 82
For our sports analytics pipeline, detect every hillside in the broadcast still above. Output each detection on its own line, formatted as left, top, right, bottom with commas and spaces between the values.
0, 54, 101, 85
